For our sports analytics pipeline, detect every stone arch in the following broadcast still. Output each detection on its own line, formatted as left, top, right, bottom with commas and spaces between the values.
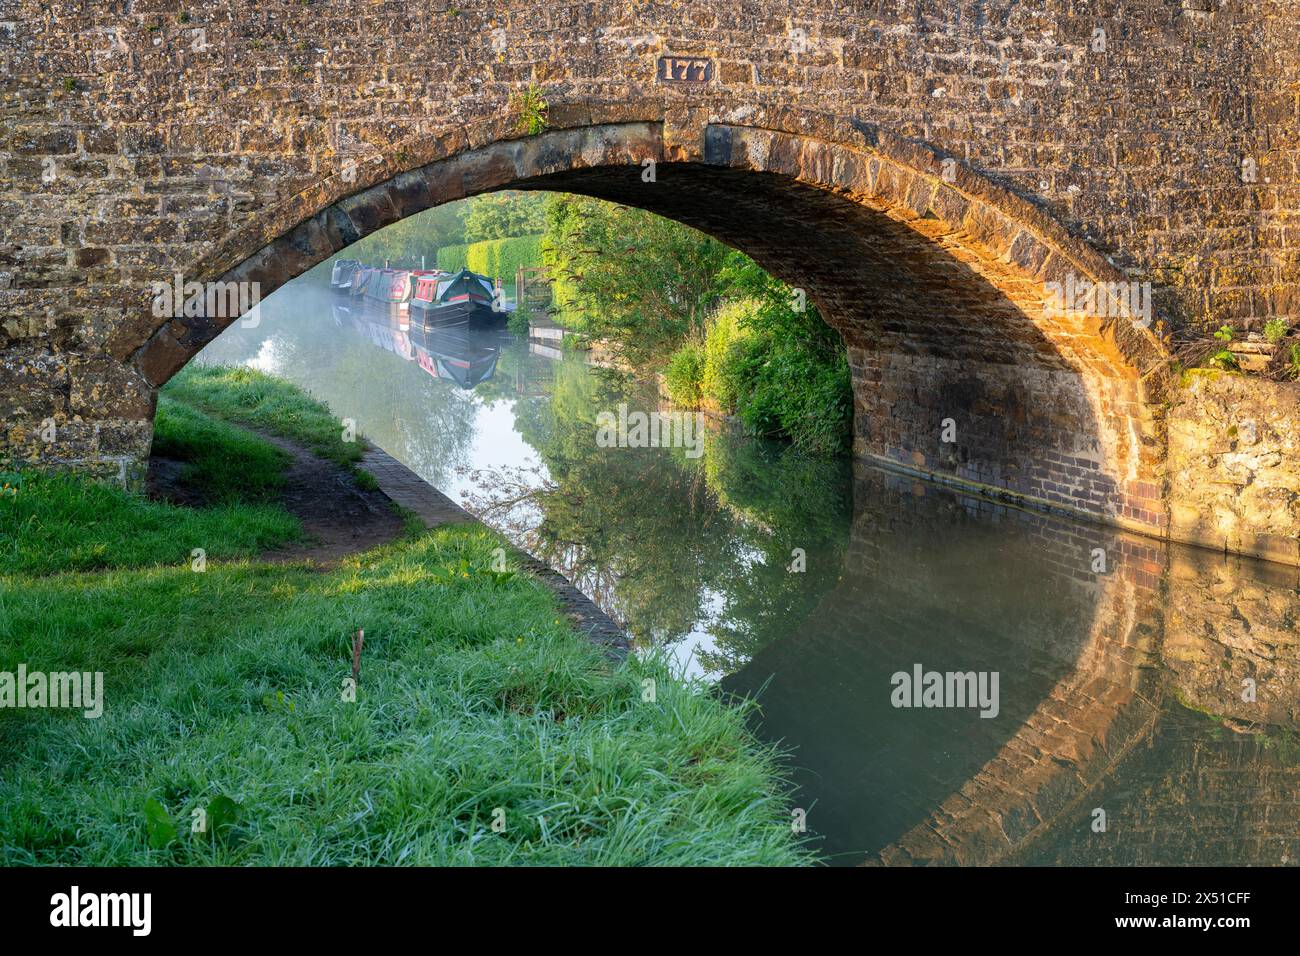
123, 117, 1170, 533
8, 0, 1297, 537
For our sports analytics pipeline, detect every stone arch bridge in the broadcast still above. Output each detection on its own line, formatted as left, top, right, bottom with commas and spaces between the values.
2, 1, 1297, 559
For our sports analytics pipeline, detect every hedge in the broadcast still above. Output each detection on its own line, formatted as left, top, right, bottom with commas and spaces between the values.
436, 234, 544, 280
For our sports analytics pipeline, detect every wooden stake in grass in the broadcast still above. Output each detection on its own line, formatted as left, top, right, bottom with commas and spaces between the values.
351, 628, 364, 686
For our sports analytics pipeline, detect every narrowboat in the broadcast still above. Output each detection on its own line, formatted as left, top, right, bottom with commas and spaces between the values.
330, 258, 363, 293
362, 268, 415, 308
409, 268, 507, 327
349, 266, 376, 298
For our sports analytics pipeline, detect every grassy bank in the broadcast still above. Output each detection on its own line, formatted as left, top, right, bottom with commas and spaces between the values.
162, 364, 374, 480
0, 398, 301, 576
0, 373, 809, 866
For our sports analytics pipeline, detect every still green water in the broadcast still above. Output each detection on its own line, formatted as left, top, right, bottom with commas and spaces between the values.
198, 282, 1299, 866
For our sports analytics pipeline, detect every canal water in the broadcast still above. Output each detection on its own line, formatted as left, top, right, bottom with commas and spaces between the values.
197, 280, 1299, 867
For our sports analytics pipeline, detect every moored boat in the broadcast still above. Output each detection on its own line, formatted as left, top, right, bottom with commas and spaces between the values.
330, 258, 363, 293
349, 266, 376, 298
362, 268, 415, 307
410, 268, 508, 328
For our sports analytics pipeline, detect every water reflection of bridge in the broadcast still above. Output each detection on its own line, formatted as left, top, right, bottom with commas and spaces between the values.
723, 464, 1300, 866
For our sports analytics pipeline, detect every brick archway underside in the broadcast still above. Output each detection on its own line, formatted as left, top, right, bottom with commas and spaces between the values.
126, 121, 1168, 534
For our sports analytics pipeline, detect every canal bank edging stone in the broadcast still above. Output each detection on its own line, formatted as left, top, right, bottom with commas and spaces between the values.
361, 448, 631, 659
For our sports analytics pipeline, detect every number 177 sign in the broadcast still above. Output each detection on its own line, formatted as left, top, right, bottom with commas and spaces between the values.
657, 56, 713, 84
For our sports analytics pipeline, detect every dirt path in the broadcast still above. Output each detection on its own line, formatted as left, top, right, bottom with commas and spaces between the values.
148, 431, 406, 566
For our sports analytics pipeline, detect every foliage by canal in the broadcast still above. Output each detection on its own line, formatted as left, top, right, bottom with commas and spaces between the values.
541, 193, 854, 455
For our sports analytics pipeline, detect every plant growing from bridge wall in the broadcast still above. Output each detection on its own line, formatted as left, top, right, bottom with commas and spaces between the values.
1263, 318, 1289, 343
512, 84, 549, 136
1209, 325, 1238, 370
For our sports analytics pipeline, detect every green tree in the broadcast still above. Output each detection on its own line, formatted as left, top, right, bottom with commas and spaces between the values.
541, 194, 731, 364
463, 191, 549, 242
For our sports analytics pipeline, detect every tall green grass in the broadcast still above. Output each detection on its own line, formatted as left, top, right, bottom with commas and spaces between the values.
0, 527, 810, 866
0, 473, 300, 577
663, 341, 706, 408
0, 393, 303, 577
152, 396, 290, 503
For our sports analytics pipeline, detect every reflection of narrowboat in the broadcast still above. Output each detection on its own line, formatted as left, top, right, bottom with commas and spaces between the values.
338, 295, 504, 390
346, 282, 408, 330
410, 322, 502, 388
330, 258, 363, 293
410, 268, 507, 328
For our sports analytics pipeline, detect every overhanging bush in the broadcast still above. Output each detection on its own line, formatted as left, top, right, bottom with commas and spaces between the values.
664, 342, 706, 408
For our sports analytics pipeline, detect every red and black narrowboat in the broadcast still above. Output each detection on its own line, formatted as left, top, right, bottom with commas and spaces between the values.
410, 268, 506, 328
